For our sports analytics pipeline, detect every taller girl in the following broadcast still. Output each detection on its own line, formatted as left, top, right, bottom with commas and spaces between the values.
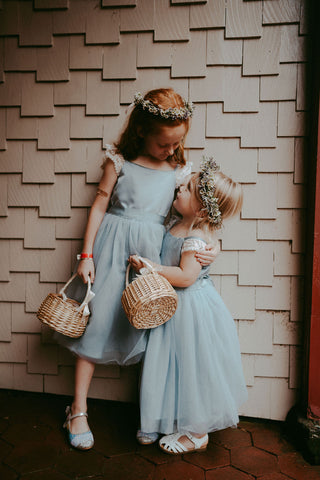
57, 88, 196, 450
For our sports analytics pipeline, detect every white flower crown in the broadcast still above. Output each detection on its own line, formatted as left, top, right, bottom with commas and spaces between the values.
198, 156, 222, 227
133, 92, 194, 120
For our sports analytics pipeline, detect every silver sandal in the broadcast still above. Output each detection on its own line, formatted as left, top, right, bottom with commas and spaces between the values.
63, 406, 94, 450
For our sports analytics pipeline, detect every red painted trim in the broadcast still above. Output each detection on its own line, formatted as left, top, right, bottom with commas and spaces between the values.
308, 102, 320, 420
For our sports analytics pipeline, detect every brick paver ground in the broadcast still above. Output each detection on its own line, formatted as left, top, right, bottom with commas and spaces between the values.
1, 389, 320, 480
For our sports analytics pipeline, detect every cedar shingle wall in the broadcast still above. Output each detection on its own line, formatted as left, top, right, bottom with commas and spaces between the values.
0, 0, 310, 420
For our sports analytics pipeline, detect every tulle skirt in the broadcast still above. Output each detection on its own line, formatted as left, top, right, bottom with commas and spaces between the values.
55, 210, 165, 366
139, 278, 248, 434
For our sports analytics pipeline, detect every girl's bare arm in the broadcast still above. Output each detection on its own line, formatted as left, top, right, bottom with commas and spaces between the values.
77, 159, 118, 283
129, 252, 202, 288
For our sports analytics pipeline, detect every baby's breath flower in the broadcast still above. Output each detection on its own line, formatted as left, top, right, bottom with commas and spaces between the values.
133, 92, 194, 120
198, 156, 222, 228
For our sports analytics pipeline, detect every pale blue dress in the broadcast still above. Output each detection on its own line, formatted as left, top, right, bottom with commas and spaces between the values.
139, 231, 248, 435
56, 145, 186, 366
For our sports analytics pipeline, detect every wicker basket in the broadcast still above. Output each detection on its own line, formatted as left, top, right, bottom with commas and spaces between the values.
121, 260, 178, 329
37, 274, 93, 338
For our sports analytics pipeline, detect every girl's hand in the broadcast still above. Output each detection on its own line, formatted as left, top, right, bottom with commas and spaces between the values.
128, 255, 157, 273
195, 242, 220, 267
128, 255, 145, 273
77, 259, 95, 284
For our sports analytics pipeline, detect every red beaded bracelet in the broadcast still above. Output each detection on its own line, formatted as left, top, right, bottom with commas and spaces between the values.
77, 253, 93, 260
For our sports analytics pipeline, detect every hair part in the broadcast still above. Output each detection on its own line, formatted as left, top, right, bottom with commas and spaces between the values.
115, 88, 190, 165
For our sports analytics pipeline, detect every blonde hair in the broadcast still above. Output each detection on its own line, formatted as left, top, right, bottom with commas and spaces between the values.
192, 171, 243, 235
115, 88, 190, 165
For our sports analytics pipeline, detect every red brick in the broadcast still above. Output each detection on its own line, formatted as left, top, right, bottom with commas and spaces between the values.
185, 443, 230, 470
231, 446, 280, 476
278, 452, 320, 480
252, 428, 296, 455
153, 460, 205, 480
259, 473, 293, 480
211, 427, 252, 449
103, 454, 155, 480
55, 449, 107, 478
206, 466, 255, 480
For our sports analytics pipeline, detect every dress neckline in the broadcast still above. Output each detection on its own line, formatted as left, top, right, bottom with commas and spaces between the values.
128, 160, 176, 173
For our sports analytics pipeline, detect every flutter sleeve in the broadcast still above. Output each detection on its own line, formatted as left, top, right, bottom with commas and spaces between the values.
175, 161, 192, 187
181, 238, 207, 253
103, 144, 125, 176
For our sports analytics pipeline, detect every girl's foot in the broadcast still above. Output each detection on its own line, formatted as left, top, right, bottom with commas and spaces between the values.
63, 406, 94, 450
159, 432, 208, 455
136, 430, 159, 445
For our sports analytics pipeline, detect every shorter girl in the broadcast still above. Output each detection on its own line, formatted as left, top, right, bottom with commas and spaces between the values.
129, 157, 248, 454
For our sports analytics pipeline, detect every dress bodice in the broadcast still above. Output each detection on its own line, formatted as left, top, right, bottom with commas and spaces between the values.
109, 161, 176, 218
160, 231, 210, 281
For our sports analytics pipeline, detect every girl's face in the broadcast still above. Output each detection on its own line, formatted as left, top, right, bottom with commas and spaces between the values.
142, 124, 187, 161
174, 175, 203, 220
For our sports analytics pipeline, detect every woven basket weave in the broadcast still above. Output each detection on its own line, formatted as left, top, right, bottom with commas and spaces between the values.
121, 261, 178, 330
37, 274, 92, 338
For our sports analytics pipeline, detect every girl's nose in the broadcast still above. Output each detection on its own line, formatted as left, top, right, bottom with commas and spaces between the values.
167, 146, 174, 155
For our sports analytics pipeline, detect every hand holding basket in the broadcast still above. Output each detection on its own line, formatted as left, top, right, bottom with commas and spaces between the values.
121, 258, 178, 330
37, 274, 94, 338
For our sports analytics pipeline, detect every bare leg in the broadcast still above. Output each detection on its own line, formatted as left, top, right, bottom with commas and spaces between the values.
69, 357, 95, 435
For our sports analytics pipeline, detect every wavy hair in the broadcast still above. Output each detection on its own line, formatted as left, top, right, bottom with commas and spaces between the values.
115, 88, 191, 165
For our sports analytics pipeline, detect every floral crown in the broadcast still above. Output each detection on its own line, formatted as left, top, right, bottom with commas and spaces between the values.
198, 156, 222, 227
133, 92, 194, 120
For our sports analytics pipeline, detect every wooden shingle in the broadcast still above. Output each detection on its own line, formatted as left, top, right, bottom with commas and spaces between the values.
0, 239, 10, 281
239, 242, 274, 286
0, 73, 22, 106
10, 240, 41, 273
190, 0, 225, 29
39, 174, 71, 217
69, 36, 103, 70
171, 31, 206, 78
38, 107, 70, 149
8, 175, 40, 208
263, 0, 301, 25
86, 73, 119, 115
36, 36, 70, 82
103, 34, 137, 80
19, 1, 53, 46
86, 7, 120, 45
207, 29, 242, 66
21, 73, 54, 117
256, 277, 291, 310
6, 108, 37, 140
24, 208, 56, 249
0, 208, 25, 239
54, 71, 87, 107
154, 0, 190, 41
0, 142, 23, 173
70, 106, 103, 139
226, 0, 262, 38
4, 37, 37, 72
120, 0, 154, 32
243, 26, 281, 76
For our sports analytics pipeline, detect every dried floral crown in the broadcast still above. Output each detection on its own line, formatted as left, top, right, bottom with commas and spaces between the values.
133, 92, 194, 120
198, 156, 222, 227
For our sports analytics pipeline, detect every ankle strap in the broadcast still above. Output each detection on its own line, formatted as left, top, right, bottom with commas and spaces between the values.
68, 411, 88, 421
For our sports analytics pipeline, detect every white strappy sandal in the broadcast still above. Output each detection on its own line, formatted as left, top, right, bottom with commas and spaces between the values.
63, 406, 94, 450
159, 432, 208, 455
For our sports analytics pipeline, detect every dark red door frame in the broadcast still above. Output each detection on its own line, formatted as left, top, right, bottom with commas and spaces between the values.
304, 1, 320, 420
307, 101, 320, 421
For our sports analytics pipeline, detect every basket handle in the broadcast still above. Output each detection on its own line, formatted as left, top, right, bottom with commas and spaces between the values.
125, 256, 156, 288
59, 273, 92, 312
